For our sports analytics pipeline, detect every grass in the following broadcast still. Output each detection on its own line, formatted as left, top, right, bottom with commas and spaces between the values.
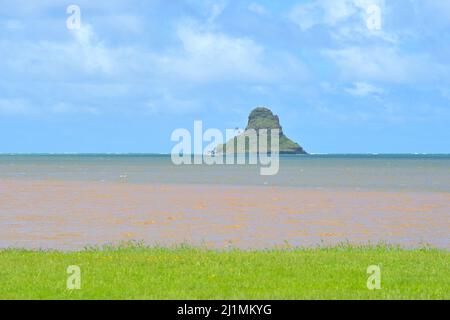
0, 243, 448, 300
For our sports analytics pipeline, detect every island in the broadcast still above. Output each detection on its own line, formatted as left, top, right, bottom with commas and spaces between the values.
216, 107, 307, 154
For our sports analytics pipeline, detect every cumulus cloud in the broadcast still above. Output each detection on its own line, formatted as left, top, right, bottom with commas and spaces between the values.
289, 2, 322, 31
2, 19, 25, 30
0, 23, 134, 80
51, 102, 99, 115
0, 99, 34, 115
208, 0, 227, 23
0, 99, 101, 116
289, 0, 356, 30
145, 93, 201, 115
323, 46, 448, 84
1, 0, 448, 124
248, 3, 268, 16
288, 0, 394, 43
153, 20, 308, 84
168, 22, 268, 82
0, 7, 309, 117
345, 82, 384, 97
69, 24, 115, 74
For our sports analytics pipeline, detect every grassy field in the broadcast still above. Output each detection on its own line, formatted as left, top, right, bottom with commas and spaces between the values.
0, 243, 448, 300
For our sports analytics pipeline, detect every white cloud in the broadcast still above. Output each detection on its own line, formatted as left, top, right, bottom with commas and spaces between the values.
0, 3, 314, 117
69, 24, 115, 74
345, 82, 384, 97
51, 102, 99, 115
145, 93, 200, 115
289, 0, 358, 30
2, 19, 25, 30
289, 2, 322, 31
0, 22, 147, 83
208, 1, 227, 23
0, 99, 102, 116
289, 0, 392, 42
248, 3, 268, 16
154, 21, 274, 83
2, 15, 306, 86
330, 25, 398, 44
324, 46, 447, 84
0, 99, 35, 115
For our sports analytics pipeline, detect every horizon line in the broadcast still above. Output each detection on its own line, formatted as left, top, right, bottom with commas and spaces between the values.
1, 153, 449, 156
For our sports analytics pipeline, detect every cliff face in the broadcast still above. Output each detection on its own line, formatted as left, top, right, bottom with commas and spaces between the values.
217, 107, 307, 154
246, 107, 284, 132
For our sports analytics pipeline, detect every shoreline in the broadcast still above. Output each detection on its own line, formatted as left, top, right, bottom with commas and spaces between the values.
1, 241, 447, 253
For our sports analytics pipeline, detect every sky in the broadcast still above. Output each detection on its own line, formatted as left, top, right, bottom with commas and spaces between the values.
0, 0, 449, 154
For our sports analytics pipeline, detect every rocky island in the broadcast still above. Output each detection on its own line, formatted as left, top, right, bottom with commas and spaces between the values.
216, 107, 307, 154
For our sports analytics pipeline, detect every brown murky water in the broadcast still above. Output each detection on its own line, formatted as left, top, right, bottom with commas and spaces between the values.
0, 179, 448, 250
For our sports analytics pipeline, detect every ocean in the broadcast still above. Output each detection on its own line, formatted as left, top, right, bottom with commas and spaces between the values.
0, 154, 449, 192
1, 154, 449, 249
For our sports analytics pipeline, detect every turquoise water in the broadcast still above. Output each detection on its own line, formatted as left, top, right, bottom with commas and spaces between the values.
0, 154, 449, 192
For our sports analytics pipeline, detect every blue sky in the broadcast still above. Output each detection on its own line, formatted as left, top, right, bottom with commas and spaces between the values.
1, 0, 449, 153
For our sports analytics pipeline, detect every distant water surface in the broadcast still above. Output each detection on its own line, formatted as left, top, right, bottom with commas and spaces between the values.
0, 154, 449, 192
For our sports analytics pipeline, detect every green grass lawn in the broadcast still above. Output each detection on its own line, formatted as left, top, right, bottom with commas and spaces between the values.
0, 244, 448, 300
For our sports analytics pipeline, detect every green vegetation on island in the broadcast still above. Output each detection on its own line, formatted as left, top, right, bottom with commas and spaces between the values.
216, 107, 307, 154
